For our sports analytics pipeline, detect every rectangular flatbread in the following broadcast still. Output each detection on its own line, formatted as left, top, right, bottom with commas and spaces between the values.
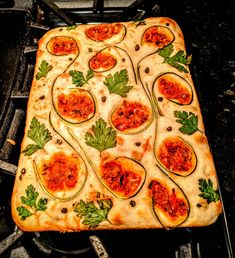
11, 17, 222, 231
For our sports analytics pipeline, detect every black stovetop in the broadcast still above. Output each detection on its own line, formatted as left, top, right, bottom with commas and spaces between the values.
0, 0, 234, 257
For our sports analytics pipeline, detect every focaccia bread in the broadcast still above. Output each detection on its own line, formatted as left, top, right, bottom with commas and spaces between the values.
11, 17, 222, 231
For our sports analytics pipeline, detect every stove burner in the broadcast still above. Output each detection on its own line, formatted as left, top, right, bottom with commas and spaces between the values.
33, 231, 110, 257
36, 232, 93, 255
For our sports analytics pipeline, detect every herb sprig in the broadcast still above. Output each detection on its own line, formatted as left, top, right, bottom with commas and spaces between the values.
17, 184, 48, 220
135, 20, 146, 27
36, 60, 53, 80
22, 117, 52, 156
198, 178, 220, 204
69, 69, 94, 87
174, 111, 202, 135
74, 195, 113, 228
104, 69, 133, 97
158, 44, 191, 73
85, 118, 117, 153
67, 25, 77, 31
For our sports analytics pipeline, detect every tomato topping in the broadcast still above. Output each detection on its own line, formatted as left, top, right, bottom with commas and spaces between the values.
142, 26, 173, 48
86, 24, 122, 41
47, 36, 78, 55
149, 180, 188, 219
90, 52, 116, 71
157, 137, 193, 173
57, 91, 95, 121
112, 101, 150, 132
101, 160, 141, 196
41, 152, 79, 191
158, 78, 191, 104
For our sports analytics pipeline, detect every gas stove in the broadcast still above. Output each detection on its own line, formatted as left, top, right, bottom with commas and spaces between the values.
0, 0, 234, 257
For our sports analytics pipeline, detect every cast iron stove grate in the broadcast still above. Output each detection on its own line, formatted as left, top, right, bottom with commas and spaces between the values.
0, 0, 234, 257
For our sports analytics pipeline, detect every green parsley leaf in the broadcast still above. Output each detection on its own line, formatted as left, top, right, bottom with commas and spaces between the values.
174, 110, 201, 135
22, 144, 41, 156
36, 60, 53, 80
198, 178, 220, 204
74, 197, 113, 228
69, 69, 94, 87
17, 184, 48, 221
85, 118, 117, 153
22, 117, 52, 156
36, 198, 48, 211
67, 25, 77, 31
104, 69, 133, 97
135, 20, 146, 27
158, 44, 191, 73
21, 184, 39, 208
16, 206, 32, 221
159, 43, 174, 57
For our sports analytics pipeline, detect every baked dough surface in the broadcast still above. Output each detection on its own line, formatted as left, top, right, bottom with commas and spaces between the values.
11, 17, 222, 231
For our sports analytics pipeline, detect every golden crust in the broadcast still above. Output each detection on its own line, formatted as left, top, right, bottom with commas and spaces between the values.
11, 17, 222, 232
